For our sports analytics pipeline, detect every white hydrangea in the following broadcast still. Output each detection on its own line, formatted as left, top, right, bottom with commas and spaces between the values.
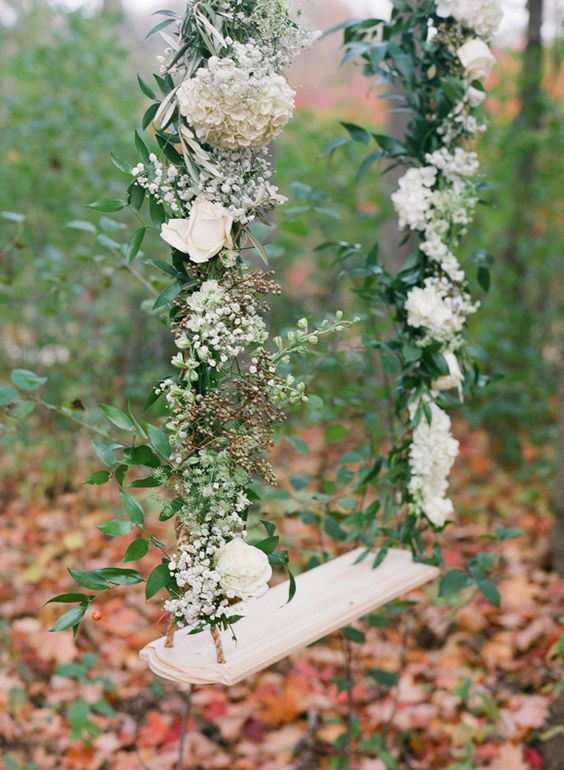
408, 400, 460, 527
177, 43, 295, 150
391, 166, 438, 231
436, 0, 503, 39
404, 277, 479, 344
425, 148, 479, 181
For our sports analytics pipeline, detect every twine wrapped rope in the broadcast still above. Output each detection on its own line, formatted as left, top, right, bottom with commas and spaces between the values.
164, 523, 226, 664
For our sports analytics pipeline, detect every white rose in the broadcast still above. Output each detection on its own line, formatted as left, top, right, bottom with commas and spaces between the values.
432, 350, 463, 392
216, 539, 272, 601
457, 39, 496, 83
160, 200, 233, 263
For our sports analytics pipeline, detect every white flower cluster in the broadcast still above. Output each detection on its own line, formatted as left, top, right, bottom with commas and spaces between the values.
425, 148, 479, 181
391, 167, 437, 231
165, 451, 271, 630
408, 400, 460, 527
436, 0, 503, 39
177, 279, 268, 367
398, 0, 501, 528
404, 277, 478, 345
177, 42, 295, 151
438, 96, 487, 144
393, 150, 479, 283
199, 147, 284, 223
132, 155, 193, 214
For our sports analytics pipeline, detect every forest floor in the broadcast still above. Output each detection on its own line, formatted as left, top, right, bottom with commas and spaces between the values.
1, 423, 563, 770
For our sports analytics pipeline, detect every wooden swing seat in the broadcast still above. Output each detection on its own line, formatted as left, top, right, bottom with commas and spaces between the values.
140, 548, 438, 686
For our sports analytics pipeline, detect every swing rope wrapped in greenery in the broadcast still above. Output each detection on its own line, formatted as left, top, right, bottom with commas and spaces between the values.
47, 1, 352, 661
330, 0, 504, 596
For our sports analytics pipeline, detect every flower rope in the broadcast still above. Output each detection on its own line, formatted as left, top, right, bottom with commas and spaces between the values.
49, 2, 353, 658
340, 0, 502, 544
142, 1, 326, 659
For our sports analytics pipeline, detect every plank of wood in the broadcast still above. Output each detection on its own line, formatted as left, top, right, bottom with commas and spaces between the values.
140, 548, 439, 686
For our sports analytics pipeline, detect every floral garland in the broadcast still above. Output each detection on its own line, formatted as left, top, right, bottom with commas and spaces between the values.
49, 2, 351, 652
339, 0, 501, 541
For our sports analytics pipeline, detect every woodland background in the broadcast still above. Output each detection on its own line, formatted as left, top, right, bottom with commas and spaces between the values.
0, 1, 563, 769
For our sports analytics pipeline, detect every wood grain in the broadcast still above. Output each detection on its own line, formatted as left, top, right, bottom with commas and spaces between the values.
140, 548, 439, 686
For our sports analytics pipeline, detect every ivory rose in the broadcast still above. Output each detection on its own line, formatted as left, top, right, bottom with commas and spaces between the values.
433, 350, 463, 392
160, 200, 233, 263
216, 539, 272, 601
457, 39, 496, 83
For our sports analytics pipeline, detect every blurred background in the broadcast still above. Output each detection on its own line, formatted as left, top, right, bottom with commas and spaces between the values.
1, 2, 563, 769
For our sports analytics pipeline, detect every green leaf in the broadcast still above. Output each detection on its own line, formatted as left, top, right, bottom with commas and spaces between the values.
119, 490, 145, 526
146, 17, 176, 38
0, 387, 19, 406
121, 538, 150, 562
91, 699, 117, 718
149, 196, 166, 226
373, 134, 407, 156
372, 547, 389, 569
146, 562, 170, 599
134, 130, 150, 163
97, 519, 136, 537
128, 476, 161, 488
477, 265, 490, 292
50, 605, 87, 632
495, 526, 524, 542
147, 423, 171, 459
287, 569, 297, 603
11, 369, 47, 391
122, 445, 160, 468
342, 626, 366, 643
144, 258, 178, 277
324, 515, 347, 541
100, 404, 135, 432
69, 569, 109, 591
142, 102, 160, 130
91, 440, 119, 467
99, 567, 144, 586
475, 577, 501, 608
403, 345, 422, 363
439, 569, 469, 598
129, 184, 145, 211
137, 74, 157, 99
339, 121, 371, 144
253, 536, 279, 554
284, 435, 309, 453
369, 668, 399, 686
67, 700, 92, 739
110, 151, 133, 175
46, 593, 91, 605
153, 282, 181, 310
86, 198, 126, 213
126, 227, 146, 262
84, 470, 112, 486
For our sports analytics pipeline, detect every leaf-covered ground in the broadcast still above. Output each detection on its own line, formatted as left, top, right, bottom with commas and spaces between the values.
1, 424, 562, 770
